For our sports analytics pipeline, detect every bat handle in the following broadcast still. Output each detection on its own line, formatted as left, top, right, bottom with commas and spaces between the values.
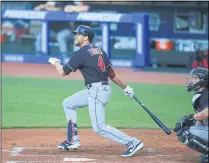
133, 95, 142, 105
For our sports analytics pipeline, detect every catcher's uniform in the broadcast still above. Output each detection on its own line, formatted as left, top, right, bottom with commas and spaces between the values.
174, 89, 208, 155
192, 90, 208, 127
190, 89, 208, 143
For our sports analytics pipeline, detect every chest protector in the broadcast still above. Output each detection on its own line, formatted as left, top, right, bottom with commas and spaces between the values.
192, 93, 201, 112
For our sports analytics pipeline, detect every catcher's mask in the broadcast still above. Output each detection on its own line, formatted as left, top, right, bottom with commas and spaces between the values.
186, 68, 208, 92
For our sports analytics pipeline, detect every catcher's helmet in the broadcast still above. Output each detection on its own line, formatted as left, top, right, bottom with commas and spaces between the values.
186, 68, 208, 92
72, 25, 95, 43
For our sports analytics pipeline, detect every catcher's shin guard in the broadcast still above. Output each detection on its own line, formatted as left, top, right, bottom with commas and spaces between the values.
178, 130, 208, 155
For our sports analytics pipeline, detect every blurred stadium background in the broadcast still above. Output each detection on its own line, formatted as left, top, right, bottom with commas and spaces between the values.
1, 3, 208, 162
1, 0, 208, 69
1, 4, 208, 163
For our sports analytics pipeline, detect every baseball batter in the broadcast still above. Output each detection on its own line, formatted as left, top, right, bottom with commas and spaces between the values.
48, 25, 144, 157
174, 68, 208, 163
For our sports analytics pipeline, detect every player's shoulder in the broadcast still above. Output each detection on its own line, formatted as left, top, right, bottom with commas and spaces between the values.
100, 48, 107, 54
71, 49, 83, 58
94, 46, 107, 55
72, 50, 80, 55
88, 44, 104, 51
86, 45, 107, 55
193, 90, 207, 97
193, 90, 208, 102
201, 89, 208, 98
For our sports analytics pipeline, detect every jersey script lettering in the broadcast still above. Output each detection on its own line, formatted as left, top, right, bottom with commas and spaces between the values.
88, 48, 103, 56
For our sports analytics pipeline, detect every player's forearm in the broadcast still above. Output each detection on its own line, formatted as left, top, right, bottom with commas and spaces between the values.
110, 76, 127, 89
108, 68, 127, 89
193, 108, 208, 121
54, 62, 66, 76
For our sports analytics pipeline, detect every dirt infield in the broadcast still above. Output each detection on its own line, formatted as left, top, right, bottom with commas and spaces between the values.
2, 129, 199, 163
2, 62, 199, 163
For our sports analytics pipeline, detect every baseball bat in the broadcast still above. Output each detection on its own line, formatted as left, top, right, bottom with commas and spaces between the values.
133, 95, 171, 135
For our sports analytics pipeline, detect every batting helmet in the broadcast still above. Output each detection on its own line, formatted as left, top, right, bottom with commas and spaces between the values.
186, 68, 208, 92
72, 25, 95, 43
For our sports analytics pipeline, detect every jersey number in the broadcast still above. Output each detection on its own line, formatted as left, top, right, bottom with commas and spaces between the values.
98, 56, 105, 71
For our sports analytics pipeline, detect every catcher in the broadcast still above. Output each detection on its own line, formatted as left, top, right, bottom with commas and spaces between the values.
174, 68, 208, 163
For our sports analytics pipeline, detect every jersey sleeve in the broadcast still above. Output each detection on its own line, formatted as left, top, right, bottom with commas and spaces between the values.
62, 51, 83, 75
199, 91, 209, 110
102, 50, 115, 78
102, 50, 112, 70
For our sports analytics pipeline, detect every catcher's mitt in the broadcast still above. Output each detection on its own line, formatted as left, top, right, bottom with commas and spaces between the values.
173, 114, 196, 134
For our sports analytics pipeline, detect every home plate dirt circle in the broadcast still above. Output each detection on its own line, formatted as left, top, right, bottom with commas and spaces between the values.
2, 129, 200, 163
3, 145, 200, 163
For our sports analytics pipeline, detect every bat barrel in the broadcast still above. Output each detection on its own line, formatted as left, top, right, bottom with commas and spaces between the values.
133, 95, 171, 135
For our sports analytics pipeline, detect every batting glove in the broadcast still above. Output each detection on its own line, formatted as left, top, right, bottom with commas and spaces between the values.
48, 57, 61, 66
123, 85, 134, 98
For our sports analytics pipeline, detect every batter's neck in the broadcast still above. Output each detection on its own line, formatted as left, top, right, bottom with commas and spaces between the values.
80, 42, 90, 48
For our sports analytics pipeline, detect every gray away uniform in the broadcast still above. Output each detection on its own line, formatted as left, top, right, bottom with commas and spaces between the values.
61, 44, 140, 148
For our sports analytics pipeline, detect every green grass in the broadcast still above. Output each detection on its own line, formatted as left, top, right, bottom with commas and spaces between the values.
2, 76, 193, 129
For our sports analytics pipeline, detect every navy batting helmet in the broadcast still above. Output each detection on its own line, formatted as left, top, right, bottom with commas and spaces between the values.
72, 25, 95, 43
186, 68, 208, 92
